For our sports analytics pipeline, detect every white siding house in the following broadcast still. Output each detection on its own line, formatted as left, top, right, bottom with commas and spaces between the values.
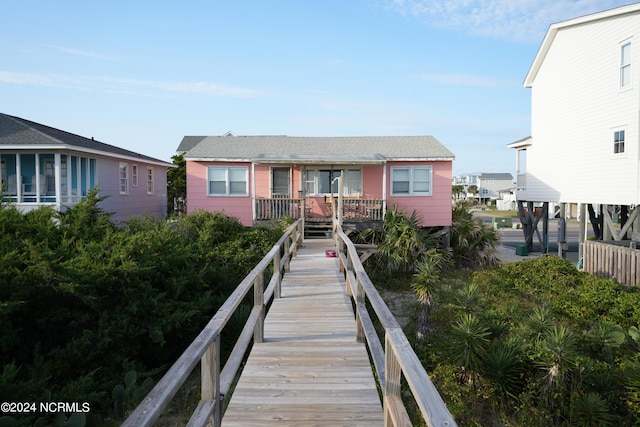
509, 3, 640, 255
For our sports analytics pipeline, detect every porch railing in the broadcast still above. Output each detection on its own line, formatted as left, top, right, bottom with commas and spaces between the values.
255, 197, 304, 220
255, 197, 384, 221
583, 239, 640, 286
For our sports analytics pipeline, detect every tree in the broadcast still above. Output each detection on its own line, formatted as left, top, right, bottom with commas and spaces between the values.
168, 153, 186, 215
452, 184, 465, 200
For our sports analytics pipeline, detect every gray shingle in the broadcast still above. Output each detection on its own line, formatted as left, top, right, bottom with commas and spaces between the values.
182, 135, 455, 162
0, 113, 171, 165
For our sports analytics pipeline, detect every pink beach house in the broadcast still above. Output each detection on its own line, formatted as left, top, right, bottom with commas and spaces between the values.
178, 134, 454, 229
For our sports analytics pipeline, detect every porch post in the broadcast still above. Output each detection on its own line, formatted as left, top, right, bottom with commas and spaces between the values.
35, 153, 41, 203
54, 153, 61, 208
382, 161, 387, 215
16, 154, 22, 202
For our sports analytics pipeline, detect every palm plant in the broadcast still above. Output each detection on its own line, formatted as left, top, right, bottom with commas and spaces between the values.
451, 199, 499, 269
540, 324, 577, 395
450, 313, 491, 385
412, 249, 449, 338
570, 392, 614, 427
361, 205, 439, 276
482, 338, 525, 399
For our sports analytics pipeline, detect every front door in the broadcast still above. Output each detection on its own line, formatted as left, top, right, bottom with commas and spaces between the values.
271, 167, 290, 197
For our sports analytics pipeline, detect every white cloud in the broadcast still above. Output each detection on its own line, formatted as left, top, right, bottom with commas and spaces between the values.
0, 71, 268, 98
383, 0, 634, 42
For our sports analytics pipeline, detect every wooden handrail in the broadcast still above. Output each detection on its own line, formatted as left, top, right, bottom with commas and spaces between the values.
122, 219, 304, 427
334, 225, 457, 427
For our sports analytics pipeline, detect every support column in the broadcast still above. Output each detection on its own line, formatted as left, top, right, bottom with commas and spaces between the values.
578, 203, 586, 263
602, 205, 612, 241
557, 203, 566, 258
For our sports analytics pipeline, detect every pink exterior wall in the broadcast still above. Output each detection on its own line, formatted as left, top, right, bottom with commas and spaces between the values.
362, 165, 384, 198
187, 160, 452, 227
186, 160, 254, 226
386, 161, 452, 227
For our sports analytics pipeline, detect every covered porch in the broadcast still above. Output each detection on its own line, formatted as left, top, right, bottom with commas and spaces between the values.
1, 152, 95, 211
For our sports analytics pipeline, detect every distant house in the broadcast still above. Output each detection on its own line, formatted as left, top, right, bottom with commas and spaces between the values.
509, 3, 640, 255
452, 172, 513, 204
0, 113, 173, 222
178, 134, 455, 228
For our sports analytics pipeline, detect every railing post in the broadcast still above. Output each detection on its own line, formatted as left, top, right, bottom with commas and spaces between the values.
355, 278, 366, 344
254, 272, 264, 343
201, 335, 221, 427
284, 238, 291, 272
273, 248, 282, 299
384, 333, 401, 427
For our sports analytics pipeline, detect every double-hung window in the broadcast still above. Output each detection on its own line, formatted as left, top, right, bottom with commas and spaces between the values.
146, 167, 154, 195
391, 166, 432, 196
613, 129, 626, 154
621, 41, 632, 89
119, 163, 128, 195
208, 166, 248, 196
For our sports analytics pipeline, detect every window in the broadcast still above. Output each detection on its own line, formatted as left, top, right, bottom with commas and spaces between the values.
303, 169, 361, 195
207, 166, 248, 196
146, 167, 154, 194
620, 41, 632, 89
391, 166, 432, 196
614, 129, 625, 154
132, 164, 138, 187
119, 163, 128, 195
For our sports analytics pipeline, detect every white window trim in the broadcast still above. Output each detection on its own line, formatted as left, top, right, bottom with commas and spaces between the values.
390, 166, 433, 196
119, 162, 128, 195
304, 168, 362, 196
146, 167, 154, 195
612, 126, 627, 157
132, 164, 138, 187
207, 166, 249, 196
620, 39, 632, 91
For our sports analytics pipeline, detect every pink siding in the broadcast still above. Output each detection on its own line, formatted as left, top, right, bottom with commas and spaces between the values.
362, 165, 384, 198
386, 161, 452, 227
187, 160, 452, 227
186, 160, 254, 226
254, 164, 270, 197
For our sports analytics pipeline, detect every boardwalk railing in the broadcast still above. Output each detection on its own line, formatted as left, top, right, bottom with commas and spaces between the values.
122, 219, 304, 427
583, 239, 640, 286
334, 225, 457, 427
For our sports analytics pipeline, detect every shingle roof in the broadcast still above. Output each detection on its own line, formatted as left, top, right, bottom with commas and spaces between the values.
480, 173, 513, 180
0, 113, 172, 166
181, 134, 455, 163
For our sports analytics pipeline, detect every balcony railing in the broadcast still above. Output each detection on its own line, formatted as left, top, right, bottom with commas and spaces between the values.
254, 197, 384, 222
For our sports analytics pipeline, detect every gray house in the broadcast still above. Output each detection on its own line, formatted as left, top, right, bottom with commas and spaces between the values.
0, 113, 173, 222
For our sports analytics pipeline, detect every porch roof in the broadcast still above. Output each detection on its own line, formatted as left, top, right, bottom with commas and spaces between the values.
180, 135, 455, 163
0, 113, 172, 167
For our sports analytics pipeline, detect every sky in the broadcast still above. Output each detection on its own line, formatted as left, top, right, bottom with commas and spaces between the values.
1, 0, 636, 176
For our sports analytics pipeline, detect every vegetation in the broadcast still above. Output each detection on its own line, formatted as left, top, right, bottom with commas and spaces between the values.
413, 257, 640, 426
360, 201, 640, 425
0, 192, 285, 425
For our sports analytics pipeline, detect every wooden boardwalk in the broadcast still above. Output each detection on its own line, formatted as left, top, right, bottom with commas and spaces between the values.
222, 239, 384, 427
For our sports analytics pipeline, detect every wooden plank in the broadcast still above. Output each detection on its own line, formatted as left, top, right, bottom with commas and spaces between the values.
222, 239, 383, 427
